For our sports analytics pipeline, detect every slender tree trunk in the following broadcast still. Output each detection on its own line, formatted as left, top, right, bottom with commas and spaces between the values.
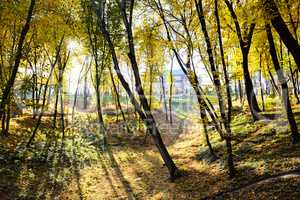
32, 74, 37, 119
109, 66, 130, 133
267, 64, 280, 95
288, 51, 300, 104
72, 58, 86, 122
94, 2, 180, 179
27, 37, 64, 146
243, 51, 261, 120
169, 56, 174, 124
160, 75, 169, 121
83, 72, 88, 109
27, 63, 56, 146
225, 0, 261, 121
60, 86, 65, 138
259, 54, 265, 111
215, 0, 232, 123
266, 24, 300, 143
238, 80, 243, 104
235, 80, 238, 101
259, 70, 265, 112
157, 0, 224, 140
196, 0, 235, 176
1, 110, 6, 136
195, 88, 217, 157
53, 84, 59, 128
0, 0, 36, 120
149, 65, 153, 111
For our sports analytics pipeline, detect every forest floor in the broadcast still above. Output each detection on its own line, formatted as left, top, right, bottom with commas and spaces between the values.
1, 101, 300, 199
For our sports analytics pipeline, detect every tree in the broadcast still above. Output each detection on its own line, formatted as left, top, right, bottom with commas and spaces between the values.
262, 0, 300, 71
89, 0, 180, 180
195, 0, 235, 177
265, 24, 300, 143
225, 0, 261, 121
0, 0, 36, 132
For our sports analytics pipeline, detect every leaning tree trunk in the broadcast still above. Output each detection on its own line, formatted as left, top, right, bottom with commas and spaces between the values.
196, 0, 235, 177
288, 51, 300, 104
27, 60, 56, 146
72, 58, 86, 122
267, 64, 280, 95
263, 0, 300, 71
94, 2, 180, 179
215, 0, 232, 123
109, 66, 130, 133
27, 36, 64, 146
0, 0, 36, 120
266, 24, 300, 143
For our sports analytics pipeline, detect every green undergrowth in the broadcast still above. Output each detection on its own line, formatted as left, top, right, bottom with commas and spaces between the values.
1, 103, 300, 199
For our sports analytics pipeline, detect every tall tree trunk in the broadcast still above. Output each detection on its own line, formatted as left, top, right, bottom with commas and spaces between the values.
53, 84, 59, 128
160, 75, 169, 121
263, 0, 300, 71
83, 72, 88, 109
195, 88, 217, 157
267, 64, 280, 95
259, 54, 265, 111
58, 53, 69, 137
27, 62, 56, 146
288, 51, 300, 104
94, 1, 180, 179
225, 0, 261, 121
109, 66, 130, 133
266, 24, 300, 143
60, 86, 65, 138
1, 110, 6, 136
196, 0, 235, 177
169, 56, 174, 124
243, 51, 261, 120
238, 79, 243, 104
32, 74, 36, 119
215, 0, 232, 123
149, 65, 153, 111
72, 58, 86, 122
157, 0, 224, 140
0, 0, 36, 119
27, 36, 64, 146
234, 80, 238, 101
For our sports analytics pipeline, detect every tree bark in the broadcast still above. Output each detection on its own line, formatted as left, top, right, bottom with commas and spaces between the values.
0, 0, 36, 120
27, 36, 64, 146
263, 0, 300, 71
225, 0, 261, 121
196, 0, 235, 177
259, 54, 265, 111
109, 66, 130, 133
215, 0, 232, 123
160, 75, 169, 121
92, 0, 180, 179
169, 55, 174, 124
266, 24, 300, 143
287, 51, 300, 104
